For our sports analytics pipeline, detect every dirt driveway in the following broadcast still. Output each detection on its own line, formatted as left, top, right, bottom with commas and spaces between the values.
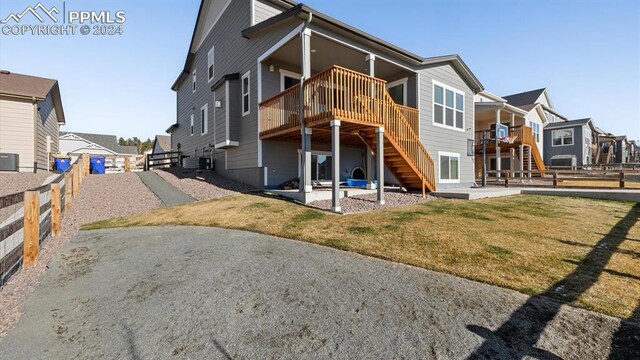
0, 226, 636, 359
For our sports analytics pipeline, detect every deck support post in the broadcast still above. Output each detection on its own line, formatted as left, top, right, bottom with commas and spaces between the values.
299, 28, 312, 194
331, 120, 341, 212
528, 145, 532, 177
495, 109, 501, 178
519, 144, 524, 178
376, 127, 385, 205
366, 148, 376, 189
301, 127, 313, 193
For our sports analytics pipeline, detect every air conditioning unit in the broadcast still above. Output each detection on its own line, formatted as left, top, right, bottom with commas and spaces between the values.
0, 153, 19, 171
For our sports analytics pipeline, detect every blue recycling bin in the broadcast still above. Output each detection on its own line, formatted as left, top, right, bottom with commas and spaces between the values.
54, 157, 71, 173
90, 156, 106, 174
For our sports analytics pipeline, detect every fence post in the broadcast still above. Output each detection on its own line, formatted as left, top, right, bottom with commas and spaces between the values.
620, 171, 625, 189
553, 171, 558, 188
65, 173, 72, 208
50, 183, 61, 236
72, 164, 80, 196
505, 175, 509, 188
83, 153, 90, 176
124, 156, 131, 172
22, 190, 40, 268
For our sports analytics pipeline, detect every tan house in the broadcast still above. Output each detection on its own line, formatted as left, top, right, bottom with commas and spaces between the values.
0, 71, 66, 172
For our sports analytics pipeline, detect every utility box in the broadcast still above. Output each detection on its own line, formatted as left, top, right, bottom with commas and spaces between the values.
0, 153, 19, 172
199, 157, 212, 170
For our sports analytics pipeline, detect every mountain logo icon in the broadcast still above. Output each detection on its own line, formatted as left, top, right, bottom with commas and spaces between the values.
0, 2, 60, 24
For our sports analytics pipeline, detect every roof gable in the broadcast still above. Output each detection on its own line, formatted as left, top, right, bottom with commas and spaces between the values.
502, 88, 547, 107
61, 132, 138, 154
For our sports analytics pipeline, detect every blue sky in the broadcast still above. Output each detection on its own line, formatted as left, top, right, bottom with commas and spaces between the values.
1, 0, 638, 140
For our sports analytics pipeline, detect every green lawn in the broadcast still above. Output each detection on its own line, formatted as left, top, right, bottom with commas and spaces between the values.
84, 194, 640, 322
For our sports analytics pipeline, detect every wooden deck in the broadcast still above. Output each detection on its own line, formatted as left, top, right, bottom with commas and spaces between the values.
475, 125, 546, 176
259, 66, 435, 192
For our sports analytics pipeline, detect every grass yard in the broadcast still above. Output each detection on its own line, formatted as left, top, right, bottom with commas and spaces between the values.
84, 194, 640, 322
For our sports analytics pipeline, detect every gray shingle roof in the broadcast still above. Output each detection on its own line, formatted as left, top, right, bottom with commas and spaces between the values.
154, 135, 171, 152
502, 88, 546, 107
61, 132, 138, 154
544, 118, 591, 130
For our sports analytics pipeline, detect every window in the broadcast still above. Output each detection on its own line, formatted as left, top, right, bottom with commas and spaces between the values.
207, 47, 214, 82
201, 104, 208, 135
439, 152, 460, 183
552, 128, 574, 146
433, 82, 464, 130
387, 78, 407, 105
190, 114, 194, 136
280, 69, 300, 91
528, 121, 540, 142
241, 71, 250, 116
192, 70, 197, 93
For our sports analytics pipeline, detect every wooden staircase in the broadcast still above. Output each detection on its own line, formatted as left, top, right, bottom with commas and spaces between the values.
354, 91, 436, 192
522, 146, 543, 177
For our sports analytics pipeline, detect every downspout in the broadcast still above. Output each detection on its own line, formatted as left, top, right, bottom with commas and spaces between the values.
32, 96, 38, 173
299, 12, 312, 188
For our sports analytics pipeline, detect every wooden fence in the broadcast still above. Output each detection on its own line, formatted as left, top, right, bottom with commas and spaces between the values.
0, 154, 91, 286
482, 169, 640, 189
144, 151, 181, 170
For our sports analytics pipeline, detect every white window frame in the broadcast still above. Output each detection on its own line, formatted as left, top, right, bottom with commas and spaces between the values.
528, 120, 540, 143
551, 128, 574, 147
432, 80, 465, 132
201, 103, 208, 135
192, 69, 197, 93
190, 114, 194, 136
242, 71, 250, 116
207, 46, 215, 82
438, 151, 461, 184
279, 69, 301, 91
386, 77, 408, 106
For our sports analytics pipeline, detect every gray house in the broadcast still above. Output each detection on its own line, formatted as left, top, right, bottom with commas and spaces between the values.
543, 118, 596, 167
0, 71, 66, 172
169, 0, 484, 210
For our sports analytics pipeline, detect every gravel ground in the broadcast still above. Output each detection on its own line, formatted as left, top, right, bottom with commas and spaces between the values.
0, 173, 159, 337
308, 188, 434, 213
153, 168, 256, 201
0, 226, 635, 359
0, 173, 51, 197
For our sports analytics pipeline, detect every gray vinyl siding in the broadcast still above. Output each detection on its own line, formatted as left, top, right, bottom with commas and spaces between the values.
213, 86, 226, 145
36, 92, 59, 172
418, 64, 475, 189
543, 126, 583, 165
173, 0, 302, 171
228, 79, 241, 142
263, 141, 367, 188
254, 0, 283, 24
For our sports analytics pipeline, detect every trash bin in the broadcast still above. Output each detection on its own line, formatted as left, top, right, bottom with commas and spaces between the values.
90, 156, 106, 174
54, 156, 71, 173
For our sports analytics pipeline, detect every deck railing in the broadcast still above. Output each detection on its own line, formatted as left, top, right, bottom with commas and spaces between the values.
259, 65, 434, 190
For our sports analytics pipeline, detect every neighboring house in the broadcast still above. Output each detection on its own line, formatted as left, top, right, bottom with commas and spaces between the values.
474, 90, 546, 178
594, 128, 617, 165
629, 140, 639, 163
0, 71, 66, 172
152, 135, 172, 154
543, 118, 596, 167
615, 136, 630, 164
59, 132, 138, 170
169, 0, 484, 209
